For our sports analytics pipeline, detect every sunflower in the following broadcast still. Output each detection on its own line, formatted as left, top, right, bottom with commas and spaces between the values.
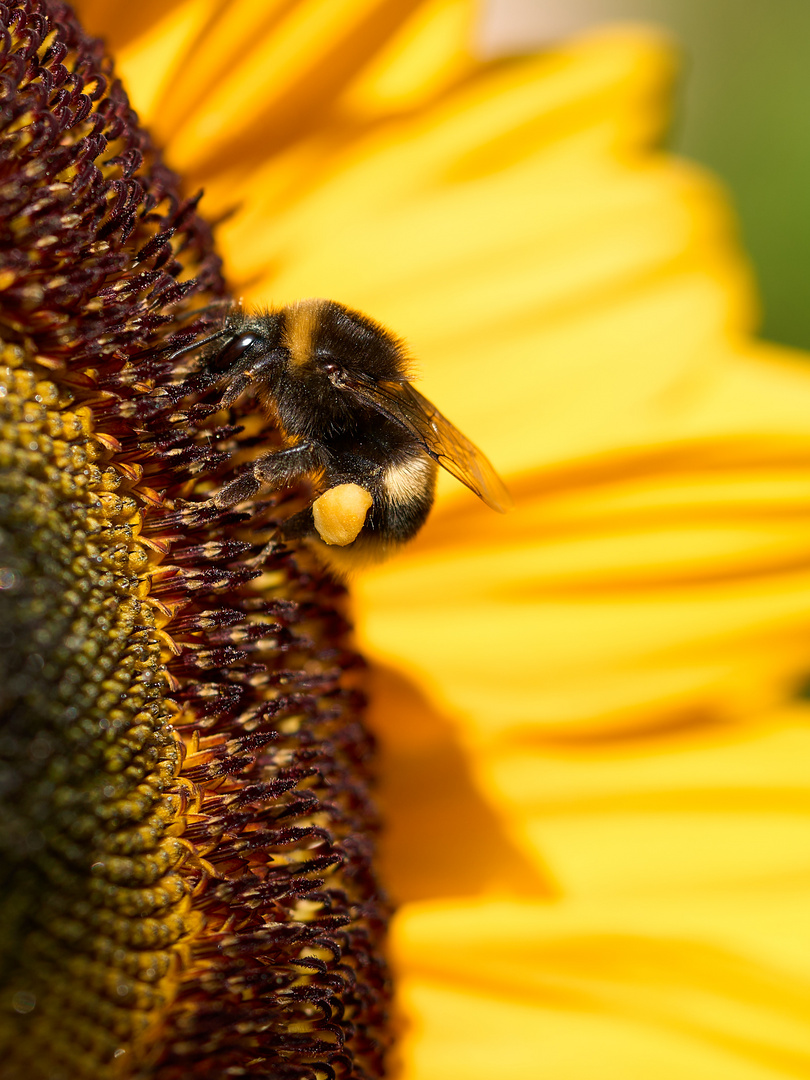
5, 0, 810, 1077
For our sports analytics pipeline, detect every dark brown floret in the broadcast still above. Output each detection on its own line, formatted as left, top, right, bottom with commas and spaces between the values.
0, 3, 392, 1078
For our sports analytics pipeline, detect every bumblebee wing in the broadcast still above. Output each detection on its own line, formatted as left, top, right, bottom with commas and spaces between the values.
334, 372, 512, 512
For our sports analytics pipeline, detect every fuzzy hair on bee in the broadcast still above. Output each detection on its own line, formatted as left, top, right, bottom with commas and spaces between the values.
176, 298, 511, 576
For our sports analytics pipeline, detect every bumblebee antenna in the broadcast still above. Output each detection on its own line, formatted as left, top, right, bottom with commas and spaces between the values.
129, 324, 232, 365
128, 299, 237, 361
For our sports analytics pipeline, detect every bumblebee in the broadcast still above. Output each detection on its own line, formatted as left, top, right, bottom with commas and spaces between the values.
190, 299, 511, 573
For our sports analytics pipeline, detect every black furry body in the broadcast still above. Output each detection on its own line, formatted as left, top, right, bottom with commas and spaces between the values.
202, 300, 438, 568
194, 298, 508, 573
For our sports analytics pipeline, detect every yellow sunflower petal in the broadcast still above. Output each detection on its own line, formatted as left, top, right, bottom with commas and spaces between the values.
103, 0, 475, 177
395, 865, 810, 1080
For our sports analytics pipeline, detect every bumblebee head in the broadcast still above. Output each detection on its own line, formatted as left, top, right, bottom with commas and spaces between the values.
268, 299, 409, 435
205, 299, 412, 439
281, 299, 407, 377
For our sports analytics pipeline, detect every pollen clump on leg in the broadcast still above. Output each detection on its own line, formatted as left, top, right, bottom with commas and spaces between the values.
313, 483, 374, 545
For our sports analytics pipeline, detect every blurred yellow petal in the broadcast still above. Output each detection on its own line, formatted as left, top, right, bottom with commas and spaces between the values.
356, 362, 810, 740
395, 872, 810, 1080
375, 680, 810, 1076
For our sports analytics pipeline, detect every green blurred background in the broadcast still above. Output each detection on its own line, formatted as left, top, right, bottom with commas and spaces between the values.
482, 0, 810, 350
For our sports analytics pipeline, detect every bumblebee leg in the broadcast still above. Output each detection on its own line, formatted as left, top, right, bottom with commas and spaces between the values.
281, 484, 375, 546
214, 442, 324, 508
218, 370, 256, 407
217, 350, 286, 406
278, 507, 315, 540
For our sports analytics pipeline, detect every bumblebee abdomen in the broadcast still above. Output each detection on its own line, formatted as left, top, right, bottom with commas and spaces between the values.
374, 452, 437, 543
307, 452, 437, 577
381, 454, 435, 505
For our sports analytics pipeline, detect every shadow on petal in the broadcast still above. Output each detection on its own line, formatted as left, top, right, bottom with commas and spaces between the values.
368, 663, 553, 903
